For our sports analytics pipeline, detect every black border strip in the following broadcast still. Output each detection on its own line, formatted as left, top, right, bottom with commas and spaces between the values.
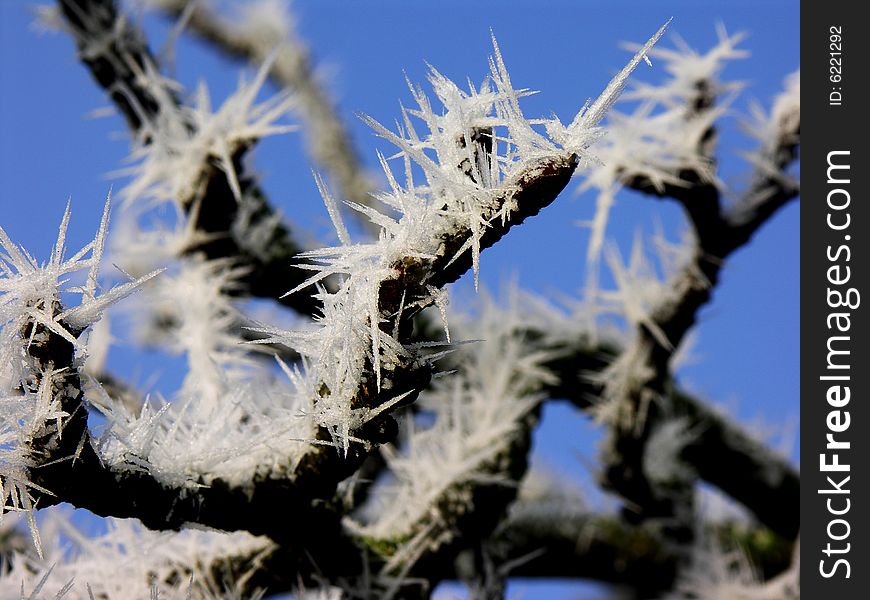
802, 3, 870, 595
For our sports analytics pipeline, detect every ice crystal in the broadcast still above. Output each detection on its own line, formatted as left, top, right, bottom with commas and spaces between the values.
0, 197, 158, 553
95, 259, 316, 488
622, 23, 747, 106
0, 512, 273, 600
583, 224, 699, 429
592, 227, 696, 347
580, 25, 746, 272
347, 293, 558, 575
108, 199, 204, 279
96, 372, 316, 489
661, 531, 799, 600
740, 70, 801, 190
0, 198, 158, 349
264, 28, 668, 456
118, 55, 296, 208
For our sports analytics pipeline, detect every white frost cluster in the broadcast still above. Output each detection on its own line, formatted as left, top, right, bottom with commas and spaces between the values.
0, 200, 158, 355
259, 29, 668, 456
741, 69, 801, 187
0, 512, 273, 600
3, 13, 741, 597
661, 532, 799, 600
580, 25, 747, 269
72, 37, 318, 487
95, 258, 316, 489
584, 227, 698, 428
97, 374, 316, 489
117, 54, 297, 209
346, 292, 559, 575
0, 199, 158, 552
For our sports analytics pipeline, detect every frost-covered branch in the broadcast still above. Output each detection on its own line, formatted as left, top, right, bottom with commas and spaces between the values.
197, 33, 666, 595
2, 12, 802, 598
578, 24, 746, 268
539, 338, 799, 538
15, 317, 360, 586
402, 509, 794, 599
410, 289, 798, 540
0, 200, 159, 551
339, 268, 793, 593
148, 0, 379, 234
660, 529, 799, 600
0, 506, 794, 600
725, 70, 800, 244
57, 0, 176, 132
580, 37, 800, 538
0, 204, 355, 585
57, 0, 325, 315
256, 151, 580, 530
345, 302, 554, 590
252, 24, 667, 459
4, 23, 665, 572
0, 513, 277, 599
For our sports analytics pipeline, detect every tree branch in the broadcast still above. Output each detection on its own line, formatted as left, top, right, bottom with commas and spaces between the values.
595, 76, 800, 538
404, 510, 794, 599
57, 0, 326, 314
433, 328, 799, 540
16, 153, 578, 591
282, 153, 580, 519
151, 0, 379, 235
35, 10, 581, 563
15, 309, 361, 588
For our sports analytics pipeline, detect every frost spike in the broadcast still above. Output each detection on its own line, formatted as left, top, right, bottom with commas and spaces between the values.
571, 18, 671, 130
85, 193, 112, 301
314, 171, 351, 246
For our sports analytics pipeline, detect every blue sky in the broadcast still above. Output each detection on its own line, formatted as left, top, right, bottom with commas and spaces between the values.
0, 1, 798, 597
